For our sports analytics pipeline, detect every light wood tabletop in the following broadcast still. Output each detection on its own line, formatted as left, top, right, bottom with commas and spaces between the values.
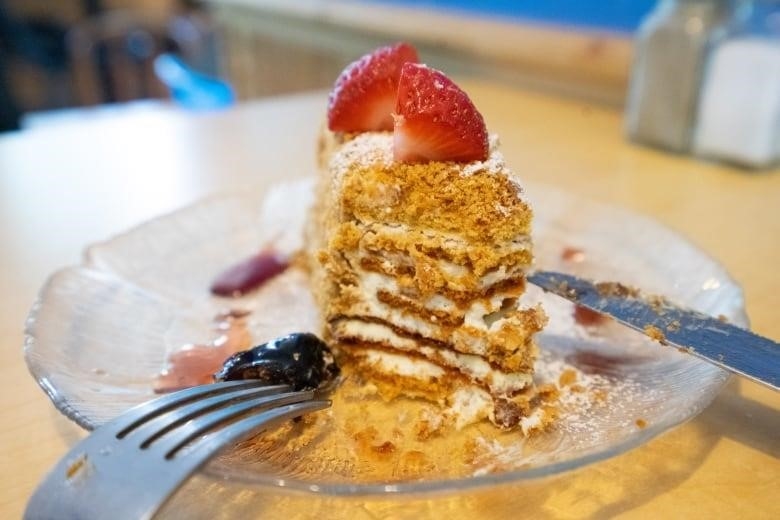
1, 83, 778, 519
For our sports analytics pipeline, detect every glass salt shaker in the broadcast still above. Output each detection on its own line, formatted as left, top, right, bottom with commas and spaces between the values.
625, 0, 735, 153
693, 0, 780, 169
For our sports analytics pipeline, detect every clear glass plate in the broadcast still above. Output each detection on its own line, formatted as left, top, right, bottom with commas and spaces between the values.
24, 179, 745, 498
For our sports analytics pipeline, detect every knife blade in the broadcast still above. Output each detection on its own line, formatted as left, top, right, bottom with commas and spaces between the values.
527, 270, 780, 391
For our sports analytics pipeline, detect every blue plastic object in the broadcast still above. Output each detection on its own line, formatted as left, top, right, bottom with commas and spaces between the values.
154, 53, 235, 110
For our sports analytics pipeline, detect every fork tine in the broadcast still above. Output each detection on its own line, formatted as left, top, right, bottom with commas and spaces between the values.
185, 400, 329, 462
149, 390, 316, 458
110, 381, 290, 438
127, 384, 295, 449
167, 401, 330, 474
139, 400, 330, 520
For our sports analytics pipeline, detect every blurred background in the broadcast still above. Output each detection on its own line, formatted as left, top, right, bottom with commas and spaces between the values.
0, 0, 220, 130
0, 0, 777, 167
0, 0, 656, 130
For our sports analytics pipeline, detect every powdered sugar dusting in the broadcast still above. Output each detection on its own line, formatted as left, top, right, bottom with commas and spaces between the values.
330, 133, 394, 178
468, 349, 648, 475
460, 134, 506, 177
460, 152, 506, 177
536, 353, 643, 441
329, 131, 519, 183
462, 283, 659, 473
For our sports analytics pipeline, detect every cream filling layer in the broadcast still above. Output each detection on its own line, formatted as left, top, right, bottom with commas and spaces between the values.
333, 319, 533, 396
361, 352, 495, 429
363, 349, 445, 378
361, 223, 532, 254
447, 387, 494, 429
353, 251, 529, 293
358, 224, 532, 286
358, 350, 542, 432
360, 270, 522, 318
343, 271, 534, 350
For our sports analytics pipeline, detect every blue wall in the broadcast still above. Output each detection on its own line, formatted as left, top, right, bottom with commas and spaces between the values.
365, 0, 655, 33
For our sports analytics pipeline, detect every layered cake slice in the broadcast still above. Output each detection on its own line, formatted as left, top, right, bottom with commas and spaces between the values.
307, 44, 549, 430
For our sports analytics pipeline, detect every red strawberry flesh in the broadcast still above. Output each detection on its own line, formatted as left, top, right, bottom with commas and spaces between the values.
328, 43, 419, 132
393, 63, 488, 163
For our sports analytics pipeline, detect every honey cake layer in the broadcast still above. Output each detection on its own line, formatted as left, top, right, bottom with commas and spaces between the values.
324, 132, 533, 244
331, 318, 535, 396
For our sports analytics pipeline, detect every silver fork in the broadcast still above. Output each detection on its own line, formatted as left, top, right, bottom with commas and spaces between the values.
25, 380, 330, 520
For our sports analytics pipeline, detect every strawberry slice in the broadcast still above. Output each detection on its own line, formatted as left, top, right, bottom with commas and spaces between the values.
393, 63, 488, 163
328, 43, 419, 132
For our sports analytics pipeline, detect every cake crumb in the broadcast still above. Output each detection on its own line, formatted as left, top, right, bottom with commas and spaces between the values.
414, 406, 446, 440
636, 418, 647, 429
644, 325, 668, 345
592, 389, 608, 403
666, 320, 681, 332
395, 450, 436, 478
647, 294, 669, 315
596, 281, 640, 298
558, 368, 578, 387
372, 441, 396, 454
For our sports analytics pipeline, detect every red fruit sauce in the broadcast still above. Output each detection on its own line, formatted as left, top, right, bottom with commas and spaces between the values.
561, 247, 586, 263
210, 250, 289, 297
566, 351, 641, 376
573, 305, 609, 327
154, 310, 252, 393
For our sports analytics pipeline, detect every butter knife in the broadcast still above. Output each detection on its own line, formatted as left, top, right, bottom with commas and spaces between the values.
528, 270, 780, 391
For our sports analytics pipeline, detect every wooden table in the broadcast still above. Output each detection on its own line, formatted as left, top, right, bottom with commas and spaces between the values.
1, 84, 778, 518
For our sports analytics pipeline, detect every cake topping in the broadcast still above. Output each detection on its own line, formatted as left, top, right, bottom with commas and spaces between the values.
393, 63, 489, 163
327, 42, 419, 132
214, 332, 340, 391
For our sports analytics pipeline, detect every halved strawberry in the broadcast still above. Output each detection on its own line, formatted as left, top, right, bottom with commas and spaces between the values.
393, 63, 488, 163
327, 43, 419, 132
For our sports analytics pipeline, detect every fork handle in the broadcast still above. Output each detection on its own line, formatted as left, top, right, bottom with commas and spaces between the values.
24, 401, 329, 520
